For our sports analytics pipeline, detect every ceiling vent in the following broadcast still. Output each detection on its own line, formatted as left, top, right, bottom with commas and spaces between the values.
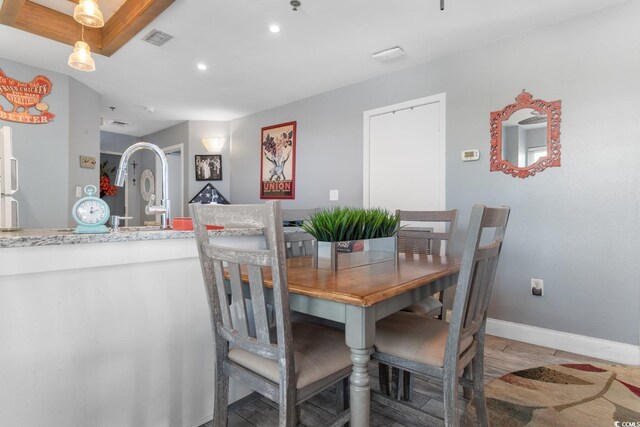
142, 29, 174, 46
372, 46, 405, 62
110, 120, 131, 127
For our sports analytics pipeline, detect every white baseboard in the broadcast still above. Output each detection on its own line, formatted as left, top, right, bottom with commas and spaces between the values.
485, 316, 640, 366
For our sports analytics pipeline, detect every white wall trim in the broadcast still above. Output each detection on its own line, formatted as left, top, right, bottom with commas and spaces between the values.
363, 93, 446, 209
485, 317, 640, 366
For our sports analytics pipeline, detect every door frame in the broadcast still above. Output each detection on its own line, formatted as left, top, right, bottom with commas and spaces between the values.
100, 150, 129, 225
155, 143, 184, 219
362, 93, 447, 209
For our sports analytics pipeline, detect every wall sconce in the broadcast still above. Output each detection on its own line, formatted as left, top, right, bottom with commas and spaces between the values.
201, 137, 226, 153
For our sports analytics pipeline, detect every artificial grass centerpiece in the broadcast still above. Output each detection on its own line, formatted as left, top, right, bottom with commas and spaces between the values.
300, 206, 399, 242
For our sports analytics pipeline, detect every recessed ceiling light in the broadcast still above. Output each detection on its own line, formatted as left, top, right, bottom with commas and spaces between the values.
196, 63, 207, 71
269, 25, 281, 33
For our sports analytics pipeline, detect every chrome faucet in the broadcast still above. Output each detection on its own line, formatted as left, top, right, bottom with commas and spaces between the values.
115, 142, 171, 229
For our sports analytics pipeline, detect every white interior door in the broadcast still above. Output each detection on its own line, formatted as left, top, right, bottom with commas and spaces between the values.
364, 94, 445, 213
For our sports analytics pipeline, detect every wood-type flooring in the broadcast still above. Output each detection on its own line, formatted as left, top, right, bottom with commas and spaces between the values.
200, 335, 608, 426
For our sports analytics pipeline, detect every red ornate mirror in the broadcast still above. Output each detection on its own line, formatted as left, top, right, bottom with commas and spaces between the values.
490, 90, 561, 178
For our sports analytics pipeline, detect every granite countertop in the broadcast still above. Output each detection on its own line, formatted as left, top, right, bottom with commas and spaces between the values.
0, 226, 304, 248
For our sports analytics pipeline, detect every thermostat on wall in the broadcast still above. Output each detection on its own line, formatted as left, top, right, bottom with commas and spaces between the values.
461, 149, 480, 162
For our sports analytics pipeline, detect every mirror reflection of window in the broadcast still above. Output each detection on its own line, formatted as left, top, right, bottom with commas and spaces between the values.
501, 108, 549, 168
527, 146, 547, 166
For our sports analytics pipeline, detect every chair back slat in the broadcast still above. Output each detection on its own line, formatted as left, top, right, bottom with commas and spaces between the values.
446, 205, 510, 360
191, 201, 295, 387
282, 208, 318, 259
213, 259, 233, 329
204, 244, 272, 266
228, 262, 250, 338
396, 209, 459, 257
218, 327, 279, 360
247, 264, 272, 345
194, 204, 273, 229
285, 232, 316, 258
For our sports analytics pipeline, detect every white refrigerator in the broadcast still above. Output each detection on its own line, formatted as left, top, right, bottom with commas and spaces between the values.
0, 126, 19, 229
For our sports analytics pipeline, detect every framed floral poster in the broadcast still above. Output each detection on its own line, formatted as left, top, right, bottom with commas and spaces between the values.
260, 121, 296, 199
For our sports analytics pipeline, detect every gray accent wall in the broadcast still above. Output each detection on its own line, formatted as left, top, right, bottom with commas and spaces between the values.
188, 121, 231, 203
142, 122, 189, 222
0, 57, 100, 228
68, 79, 100, 226
229, 1, 640, 345
100, 131, 142, 225
100, 130, 140, 153
141, 121, 232, 222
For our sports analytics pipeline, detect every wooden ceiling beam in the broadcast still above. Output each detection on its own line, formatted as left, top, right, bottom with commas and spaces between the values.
101, 0, 174, 57
0, 0, 173, 57
0, 0, 26, 25
11, 1, 102, 52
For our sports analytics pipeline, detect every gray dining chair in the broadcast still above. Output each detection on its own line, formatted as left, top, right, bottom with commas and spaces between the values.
191, 201, 351, 427
380, 209, 459, 399
282, 208, 317, 258
372, 204, 510, 426
397, 209, 459, 319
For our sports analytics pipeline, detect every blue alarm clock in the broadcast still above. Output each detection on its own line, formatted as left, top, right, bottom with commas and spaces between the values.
72, 185, 110, 234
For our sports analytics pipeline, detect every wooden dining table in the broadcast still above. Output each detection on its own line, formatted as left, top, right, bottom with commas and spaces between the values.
279, 253, 460, 427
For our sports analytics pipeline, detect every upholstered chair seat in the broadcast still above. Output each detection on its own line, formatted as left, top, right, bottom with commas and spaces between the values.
229, 321, 352, 389
375, 311, 473, 368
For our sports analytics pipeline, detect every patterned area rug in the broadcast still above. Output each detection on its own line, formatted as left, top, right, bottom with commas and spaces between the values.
465, 363, 640, 426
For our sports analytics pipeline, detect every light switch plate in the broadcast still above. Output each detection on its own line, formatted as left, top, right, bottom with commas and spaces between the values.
461, 149, 480, 161
329, 189, 339, 201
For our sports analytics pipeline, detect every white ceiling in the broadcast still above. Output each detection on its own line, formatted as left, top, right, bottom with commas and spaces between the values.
0, 0, 628, 136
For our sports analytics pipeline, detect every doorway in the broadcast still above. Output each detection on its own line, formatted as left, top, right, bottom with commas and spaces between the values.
155, 144, 184, 222
100, 150, 127, 221
363, 93, 446, 212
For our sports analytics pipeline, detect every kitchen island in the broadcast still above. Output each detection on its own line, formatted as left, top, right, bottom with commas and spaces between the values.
0, 227, 300, 427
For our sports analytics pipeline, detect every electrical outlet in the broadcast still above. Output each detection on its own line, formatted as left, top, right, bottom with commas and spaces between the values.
329, 189, 339, 201
75, 186, 82, 197
531, 278, 544, 296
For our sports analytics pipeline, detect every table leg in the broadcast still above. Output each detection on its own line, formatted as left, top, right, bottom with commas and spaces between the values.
345, 306, 375, 427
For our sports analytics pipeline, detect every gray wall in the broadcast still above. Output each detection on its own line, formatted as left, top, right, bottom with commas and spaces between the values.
100, 130, 140, 153
142, 122, 189, 222
188, 121, 231, 202
100, 131, 142, 225
68, 79, 100, 225
140, 121, 232, 221
0, 57, 100, 228
229, 1, 640, 345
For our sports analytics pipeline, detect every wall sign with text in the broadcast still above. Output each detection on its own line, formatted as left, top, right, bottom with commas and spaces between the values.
0, 69, 55, 124
260, 121, 296, 199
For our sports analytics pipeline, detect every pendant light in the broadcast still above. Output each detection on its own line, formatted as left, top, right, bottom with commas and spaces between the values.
73, 0, 104, 28
68, 26, 96, 72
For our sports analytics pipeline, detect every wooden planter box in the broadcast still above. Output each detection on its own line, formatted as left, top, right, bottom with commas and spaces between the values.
313, 236, 397, 271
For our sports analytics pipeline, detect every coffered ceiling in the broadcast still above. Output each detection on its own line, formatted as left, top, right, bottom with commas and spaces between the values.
0, 0, 173, 56
0, 0, 630, 136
